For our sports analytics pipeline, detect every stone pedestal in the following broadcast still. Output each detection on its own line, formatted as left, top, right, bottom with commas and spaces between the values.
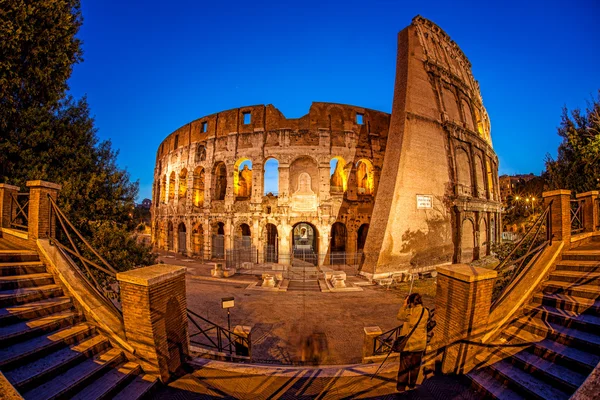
117, 264, 188, 382
261, 274, 275, 287
543, 189, 572, 243
26, 180, 61, 240
575, 191, 599, 232
211, 262, 224, 278
433, 264, 497, 374
362, 326, 383, 362
0, 184, 19, 228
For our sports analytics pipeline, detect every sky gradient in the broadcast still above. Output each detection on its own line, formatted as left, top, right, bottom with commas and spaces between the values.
67, 0, 600, 201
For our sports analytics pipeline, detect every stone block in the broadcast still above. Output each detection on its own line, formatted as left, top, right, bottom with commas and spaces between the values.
261, 274, 275, 287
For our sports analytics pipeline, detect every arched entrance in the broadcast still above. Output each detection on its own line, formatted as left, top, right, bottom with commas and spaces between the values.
357, 223, 369, 252
265, 223, 278, 263
236, 223, 251, 248
193, 223, 204, 259
167, 221, 174, 251
178, 222, 187, 254
330, 222, 347, 265
212, 222, 225, 259
292, 222, 318, 265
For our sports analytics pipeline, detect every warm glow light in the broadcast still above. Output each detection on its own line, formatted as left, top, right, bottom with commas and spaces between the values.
515, 196, 520, 200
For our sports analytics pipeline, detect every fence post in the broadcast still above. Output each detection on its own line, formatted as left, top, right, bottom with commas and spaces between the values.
117, 264, 188, 382
575, 191, 599, 232
26, 180, 61, 240
0, 184, 20, 229
362, 326, 383, 363
543, 189, 572, 243
233, 325, 252, 358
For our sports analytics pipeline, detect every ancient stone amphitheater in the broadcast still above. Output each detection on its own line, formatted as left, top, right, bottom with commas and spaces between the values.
152, 15, 502, 278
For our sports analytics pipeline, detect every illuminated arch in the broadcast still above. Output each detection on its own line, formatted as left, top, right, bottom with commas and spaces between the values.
178, 168, 188, 199
233, 157, 252, 199
168, 172, 176, 201
356, 159, 375, 195
329, 156, 348, 193
192, 167, 205, 207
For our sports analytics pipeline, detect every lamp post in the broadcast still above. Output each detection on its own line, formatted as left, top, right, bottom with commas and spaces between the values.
222, 297, 235, 354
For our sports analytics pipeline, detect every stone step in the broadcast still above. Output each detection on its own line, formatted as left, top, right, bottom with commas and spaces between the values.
508, 349, 587, 393
0, 251, 40, 263
561, 250, 600, 262
70, 361, 141, 400
555, 260, 600, 273
529, 337, 599, 374
515, 315, 600, 354
0, 262, 46, 276
0, 296, 72, 324
4, 333, 111, 390
111, 374, 159, 400
468, 367, 526, 400
22, 347, 125, 400
0, 323, 95, 369
0, 284, 63, 307
0, 273, 54, 291
542, 280, 600, 299
486, 359, 570, 400
531, 292, 600, 314
548, 270, 600, 285
525, 304, 600, 331
0, 310, 78, 346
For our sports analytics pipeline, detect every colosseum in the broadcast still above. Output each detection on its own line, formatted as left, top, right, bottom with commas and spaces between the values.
152, 16, 502, 279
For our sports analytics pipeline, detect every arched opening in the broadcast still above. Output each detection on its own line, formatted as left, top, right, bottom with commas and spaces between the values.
461, 99, 475, 131
480, 218, 488, 256
178, 168, 188, 200
461, 218, 475, 263
263, 158, 279, 196
192, 222, 204, 259
192, 167, 205, 207
356, 159, 375, 195
265, 223, 278, 263
236, 223, 251, 248
490, 217, 496, 245
168, 172, 176, 201
195, 145, 206, 162
292, 222, 318, 265
160, 175, 167, 203
211, 222, 225, 259
486, 159, 494, 200
178, 222, 187, 254
357, 223, 369, 252
474, 155, 485, 199
456, 148, 472, 197
234, 158, 252, 199
330, 157, 347, 194
213, 162, 227, 201
330, 222, 347, 265
167, 221, 174, 251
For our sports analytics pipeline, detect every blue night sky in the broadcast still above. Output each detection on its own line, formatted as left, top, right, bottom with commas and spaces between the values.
67, 0, 600, 202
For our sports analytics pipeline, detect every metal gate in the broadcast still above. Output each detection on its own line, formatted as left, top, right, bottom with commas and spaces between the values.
178, 232, 187, 254
212, 235, 225, 259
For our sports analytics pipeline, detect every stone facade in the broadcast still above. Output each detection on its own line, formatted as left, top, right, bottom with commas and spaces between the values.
151, 16, 501, 275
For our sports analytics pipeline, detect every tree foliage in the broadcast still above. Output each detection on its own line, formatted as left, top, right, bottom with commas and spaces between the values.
0, 0, 156, 269
545, 91, 600, 193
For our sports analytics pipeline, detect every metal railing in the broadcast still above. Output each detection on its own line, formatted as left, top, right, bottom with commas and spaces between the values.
48, 195, 121, 313
571, 199, 585, 234
373, 325, 402, 355
597, 198, 600, 231
492, 201, 553, 307
10, 193, 29, 231
187, 309, 251, 358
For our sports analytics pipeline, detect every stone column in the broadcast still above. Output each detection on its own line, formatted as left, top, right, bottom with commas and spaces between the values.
432, 264, 497, 374
251, 161, 263, 204
575, 191, 599, 232
318, 163, 331, 201
543, 189, 572, 243
278, 164, 290, 205
117, 264, 188, 382
362, 326, 383, 363
26, 180, 61, 240
0, 184, 20, 228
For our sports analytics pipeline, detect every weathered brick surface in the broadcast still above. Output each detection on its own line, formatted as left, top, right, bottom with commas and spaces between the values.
543, 190, 572, 243
26, 180, 61, 240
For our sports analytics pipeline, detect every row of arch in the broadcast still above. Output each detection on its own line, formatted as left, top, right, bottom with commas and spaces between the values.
454, 146, 498, 201
155, 155, 376, 206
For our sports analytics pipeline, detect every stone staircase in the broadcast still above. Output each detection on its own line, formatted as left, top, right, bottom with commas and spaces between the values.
468, 243, 600, 399
0, 249, 158, 399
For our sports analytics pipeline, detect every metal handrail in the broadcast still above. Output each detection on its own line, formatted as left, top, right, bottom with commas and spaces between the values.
571, 199, 584, 233
596, 198, 600, 231
187, 309, 251, 358
373, 325, 402, 355
492, 201, 553, 306
10, 193, 29, 230
47, 195, 121, 312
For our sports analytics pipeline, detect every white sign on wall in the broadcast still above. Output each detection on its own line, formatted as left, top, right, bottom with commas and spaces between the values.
416, 195, 433, 209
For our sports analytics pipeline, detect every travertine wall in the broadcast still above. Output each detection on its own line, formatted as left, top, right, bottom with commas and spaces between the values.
151, 16, 501, 274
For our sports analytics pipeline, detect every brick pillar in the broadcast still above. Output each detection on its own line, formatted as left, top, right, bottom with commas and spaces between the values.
575, 191, 599, 232
0, 184, 20, 228
233, 325, 252, 357
26, 180, 61, 240
432, 264, 497, 374
362, 326, 383, 362
117, 264, 188, 382
543, 189, 572, 243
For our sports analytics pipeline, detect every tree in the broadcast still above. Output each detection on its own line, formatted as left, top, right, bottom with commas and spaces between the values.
0, 0, 156, 270
545, 91, 600, 193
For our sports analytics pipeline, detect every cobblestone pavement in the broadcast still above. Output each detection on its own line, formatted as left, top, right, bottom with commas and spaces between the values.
159, 251, 436, 365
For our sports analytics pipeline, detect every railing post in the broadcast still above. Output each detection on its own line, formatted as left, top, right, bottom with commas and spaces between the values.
117, 264, 188, 382
0, 184, 20, 228
543, 189, 572, 243
575, 191, 599, 232
26, 180, 61, 240
362, 326, 383, 362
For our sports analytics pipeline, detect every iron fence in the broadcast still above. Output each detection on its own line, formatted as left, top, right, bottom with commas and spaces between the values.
373, 325, 402, 355
570, 199, 584, 234
10, 193, 29, 231
188, 308, 251, 358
